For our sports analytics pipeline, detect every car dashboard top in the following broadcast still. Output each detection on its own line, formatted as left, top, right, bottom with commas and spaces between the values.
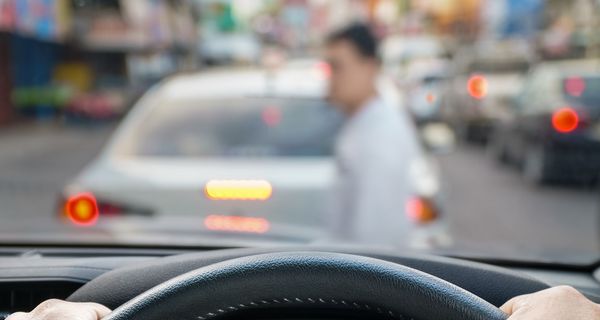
1, 246, 600, 317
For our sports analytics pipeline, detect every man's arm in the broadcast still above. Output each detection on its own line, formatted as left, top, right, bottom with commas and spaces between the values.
501, 286, 600, 319
6, 299, 110, 320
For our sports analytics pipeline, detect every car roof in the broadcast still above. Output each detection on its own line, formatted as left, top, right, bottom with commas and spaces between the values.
159, 67, 327, 101
537, 59, 600, 77
484, 73, 524, 96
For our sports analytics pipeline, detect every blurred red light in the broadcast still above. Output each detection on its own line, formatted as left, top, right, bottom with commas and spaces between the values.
65, 193, 99, 226
262, 106, 281, 127
405, 197, 438, 224
315, 62, 331, 78
204, 215, 270, 234
552, 107, 579, 133
467, 75, 488, 100
565, 77, 586, 97
426, 93, 436, 104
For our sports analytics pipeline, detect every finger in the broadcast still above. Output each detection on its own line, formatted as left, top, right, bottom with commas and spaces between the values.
30, 298, 62, 315
500, 294, 529, 314
78, 302, 111, 318
81, 302, 112, 318
5, 312, 27, 320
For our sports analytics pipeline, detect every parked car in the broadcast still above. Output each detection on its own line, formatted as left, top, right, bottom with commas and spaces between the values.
439, 39, 533, 143
403, 59, 449, 125
58, 65, 449, 248
440, 72, 524, 143
489, 60, 600, 184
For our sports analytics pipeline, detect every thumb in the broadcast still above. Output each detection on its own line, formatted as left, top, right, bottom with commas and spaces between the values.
500, 294, 529, 315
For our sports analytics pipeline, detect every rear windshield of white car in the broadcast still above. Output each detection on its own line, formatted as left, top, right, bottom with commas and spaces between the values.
125, 98, 343, 157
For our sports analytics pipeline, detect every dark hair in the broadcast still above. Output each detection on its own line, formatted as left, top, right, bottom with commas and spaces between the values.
327, 23, 379, 61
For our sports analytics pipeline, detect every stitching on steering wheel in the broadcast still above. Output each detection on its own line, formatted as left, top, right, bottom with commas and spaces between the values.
196, 297, 414, 320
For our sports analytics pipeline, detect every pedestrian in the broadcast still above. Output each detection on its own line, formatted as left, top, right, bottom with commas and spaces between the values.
324, 23, 421, 245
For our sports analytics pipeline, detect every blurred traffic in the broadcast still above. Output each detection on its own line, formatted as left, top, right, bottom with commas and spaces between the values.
0, 0, 599, 260
56, 60, 448, 248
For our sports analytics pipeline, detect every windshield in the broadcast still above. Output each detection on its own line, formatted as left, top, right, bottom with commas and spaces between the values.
1, 0, 600, 266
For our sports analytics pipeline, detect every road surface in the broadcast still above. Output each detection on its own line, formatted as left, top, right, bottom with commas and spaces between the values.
0, 122, 114, 228
439, 145, 599, 263
0, 122, 598, 263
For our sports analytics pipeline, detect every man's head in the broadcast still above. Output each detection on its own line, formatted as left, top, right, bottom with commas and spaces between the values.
325, 23, 380, 115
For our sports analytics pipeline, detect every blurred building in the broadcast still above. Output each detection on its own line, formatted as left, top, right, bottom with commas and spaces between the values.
539, 0, 600, 59
0, 0, 71, 123
194, 0, 404, 63
68, 0, 197, 119
0, 0, 197, 123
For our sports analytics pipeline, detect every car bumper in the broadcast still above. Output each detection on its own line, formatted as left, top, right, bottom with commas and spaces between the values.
547, 138, 600, 179
465, 119, 495, 143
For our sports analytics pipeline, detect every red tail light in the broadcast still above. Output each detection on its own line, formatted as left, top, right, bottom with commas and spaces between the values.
552, 107, 579, 133
467, 75, 488, 100
64, 193, 99, 226
405, 197, 438, 224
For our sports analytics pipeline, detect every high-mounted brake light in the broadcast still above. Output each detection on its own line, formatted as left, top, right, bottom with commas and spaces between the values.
205, 180, 272, 201
262, 106, 282, 127
565, 77, 586, 97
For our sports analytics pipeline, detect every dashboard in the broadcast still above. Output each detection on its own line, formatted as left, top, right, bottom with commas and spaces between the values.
1, 246, 599, 317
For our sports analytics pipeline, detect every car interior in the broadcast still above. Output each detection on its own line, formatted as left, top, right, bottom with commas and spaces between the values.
2, 0, 600, 319
2, 245, 600, 320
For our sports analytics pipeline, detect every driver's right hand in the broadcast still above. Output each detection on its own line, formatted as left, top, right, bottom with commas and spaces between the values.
501, 286, 600, 319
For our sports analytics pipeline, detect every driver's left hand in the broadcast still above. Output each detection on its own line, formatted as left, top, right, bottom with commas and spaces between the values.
6, 299, 110, 320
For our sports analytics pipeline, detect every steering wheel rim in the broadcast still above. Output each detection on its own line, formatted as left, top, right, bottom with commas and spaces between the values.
103, 252, 507, 320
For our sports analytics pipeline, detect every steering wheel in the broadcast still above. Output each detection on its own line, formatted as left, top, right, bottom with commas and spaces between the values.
102, 252, 507, 320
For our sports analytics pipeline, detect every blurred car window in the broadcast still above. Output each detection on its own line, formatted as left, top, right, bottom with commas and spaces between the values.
125, 98, 342, 158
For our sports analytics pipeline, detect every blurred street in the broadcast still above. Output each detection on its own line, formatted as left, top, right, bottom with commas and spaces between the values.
1, 124, 597, 258
439, 146, 600, 260
0, 122, 115, 229
1, 0, 600, 265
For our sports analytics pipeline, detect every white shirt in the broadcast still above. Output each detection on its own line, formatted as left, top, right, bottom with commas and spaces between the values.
329, 95, 422, 246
